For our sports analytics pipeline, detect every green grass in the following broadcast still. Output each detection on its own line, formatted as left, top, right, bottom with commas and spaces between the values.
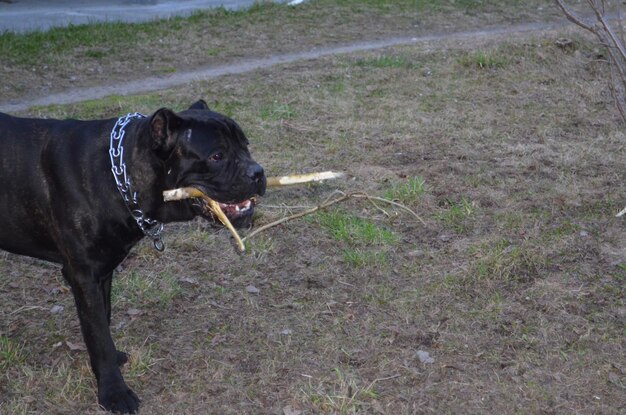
355, 55, 415, 69
469, 239, 547, 284
317, 210, 396, 267
0, 0, 550, 70
458, 50, 509, 69
83, 49, 107, 59
301, 367, 379, 414
317, 210, 396, 246
384, 176, 427, 205
154, 67, 177, 75
435, 197, 476, 233
0, 335, 27, 370
31, 93, 187, 120
259, 101, 297, 121
126, 343, 158, 379
112, 270, 182, 307
0, 6, 267, 66
343, 248, 389, 267
321, 0, 531, 13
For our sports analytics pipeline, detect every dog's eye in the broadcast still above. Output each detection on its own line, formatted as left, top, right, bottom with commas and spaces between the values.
209, 152, 224, 162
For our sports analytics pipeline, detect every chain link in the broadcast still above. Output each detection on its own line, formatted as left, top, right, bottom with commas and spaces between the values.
109, 113, 165, 251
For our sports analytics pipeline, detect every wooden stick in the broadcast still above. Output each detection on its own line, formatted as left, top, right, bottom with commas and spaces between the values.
163, 187, 245, 252
266, 171, 344, 187
205, 198, 246, 252
163, 187, 205, 201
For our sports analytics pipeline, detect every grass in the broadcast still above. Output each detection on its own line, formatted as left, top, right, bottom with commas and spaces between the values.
259, 101, 297, 121
342, 249, 389, 268
112, 270, 182, 308
317, 210, 396, 246
1, 0, 565, 104
458, 49, 510, 69
355, 55, 415, 69
0, 336, 27, 370
1, 4, 626, 415
384, 176, 427, 205
469, 239, 547, 285
301, 367, 380, 414
435, 197, 477, 233
315, 210, 396, 267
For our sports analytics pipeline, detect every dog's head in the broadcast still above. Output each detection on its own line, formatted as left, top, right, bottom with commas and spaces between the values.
151, 100, 266, 228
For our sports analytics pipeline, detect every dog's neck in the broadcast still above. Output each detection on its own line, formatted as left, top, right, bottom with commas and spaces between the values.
122, 118, 196, 225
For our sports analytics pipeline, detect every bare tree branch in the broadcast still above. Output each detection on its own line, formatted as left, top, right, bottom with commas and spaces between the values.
555, 1, 626, 216
555, 0, 626, 123
555, 0, 595, 31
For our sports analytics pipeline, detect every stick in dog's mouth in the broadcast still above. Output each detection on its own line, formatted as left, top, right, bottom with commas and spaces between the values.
163, 171, 344, 253
163, 187, 247, 252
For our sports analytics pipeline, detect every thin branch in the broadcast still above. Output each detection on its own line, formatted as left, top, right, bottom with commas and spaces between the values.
349, 193, 427, 225
242, 192, 425, 243
242, 194, 351, 242
555, 0, 626, 217
555, 0, 595, 31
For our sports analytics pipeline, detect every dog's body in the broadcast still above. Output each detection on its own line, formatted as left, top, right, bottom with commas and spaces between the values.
0, 100, 265, 413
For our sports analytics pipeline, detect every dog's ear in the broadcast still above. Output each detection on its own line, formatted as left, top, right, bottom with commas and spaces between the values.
188, 100, 210, 111
150, 108, 183, 159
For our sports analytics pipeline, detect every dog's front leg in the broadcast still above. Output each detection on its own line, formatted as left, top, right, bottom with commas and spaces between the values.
100, 273, 129, 367
63, 266, 139, 414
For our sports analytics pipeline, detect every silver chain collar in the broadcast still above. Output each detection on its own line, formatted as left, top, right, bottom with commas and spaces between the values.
109, 113, 165, 251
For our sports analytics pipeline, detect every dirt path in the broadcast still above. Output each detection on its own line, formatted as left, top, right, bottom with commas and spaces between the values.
0, 20, 570, 113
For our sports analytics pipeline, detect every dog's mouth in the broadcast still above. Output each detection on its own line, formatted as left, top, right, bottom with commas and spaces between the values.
196, 196, 257, 228
203, 198, 255, 218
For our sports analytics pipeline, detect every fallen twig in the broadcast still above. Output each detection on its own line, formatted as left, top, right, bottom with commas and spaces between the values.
348, 192, 427, 225
242, 193, 351, 242
241, 191, 425, 243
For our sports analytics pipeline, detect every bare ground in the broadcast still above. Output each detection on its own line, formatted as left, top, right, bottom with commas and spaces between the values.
1, 2, 625, 415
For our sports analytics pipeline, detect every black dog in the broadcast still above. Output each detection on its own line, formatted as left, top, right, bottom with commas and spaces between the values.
0, 100, 265, 413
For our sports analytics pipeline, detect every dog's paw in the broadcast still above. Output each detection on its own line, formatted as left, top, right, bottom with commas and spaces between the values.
99, 384, 140, 414
116, 350, 129, 367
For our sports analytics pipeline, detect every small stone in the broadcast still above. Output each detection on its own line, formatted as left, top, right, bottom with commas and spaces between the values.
50, 304, 64, 314
179, 276, 198, 285
417, 350, 435, 364
127, 308, 142, 317
439, 233, 453, 242
579, 230, 589, 237
280, 329, 293, 336
246, 285, 260, 294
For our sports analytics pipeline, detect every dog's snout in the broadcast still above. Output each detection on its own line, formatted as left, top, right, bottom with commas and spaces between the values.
247, 163, 266, 195
248, 163, 264, 182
